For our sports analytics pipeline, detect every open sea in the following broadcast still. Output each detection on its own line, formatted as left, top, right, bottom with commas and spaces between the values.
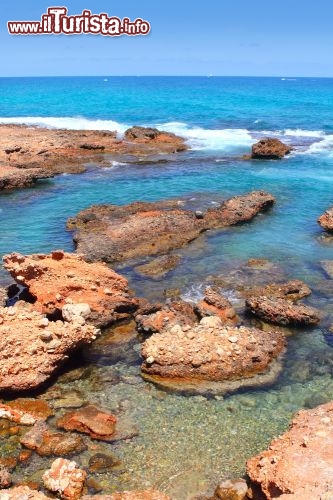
1, 76, 333, 498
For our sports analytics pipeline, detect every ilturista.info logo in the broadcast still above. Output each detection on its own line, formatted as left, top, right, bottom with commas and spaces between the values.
7, 7, 151, 36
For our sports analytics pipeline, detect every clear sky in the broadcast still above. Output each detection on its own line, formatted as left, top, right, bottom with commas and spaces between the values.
1, 0, 333, 77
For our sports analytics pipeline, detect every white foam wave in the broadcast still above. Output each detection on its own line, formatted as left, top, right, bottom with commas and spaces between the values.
304, 134, 333, 155
157, 121, 253, 151
283, 129, 324, 138
0, 116, 129, 134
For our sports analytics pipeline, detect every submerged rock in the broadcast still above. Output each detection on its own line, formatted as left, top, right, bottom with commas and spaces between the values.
57, 405, 117, 441
0, 304, 99, 393
213, 478, 248, 499
43, 458, 86, 500
247, 401, 333, 499
141, 317, 285, 393
245, 296, 320, 327
249, 138, 292, 160
82, 492, 170, 500
3, 251, 139, 328
20, 421, 87, 457
318, 207, 333, 232
0, 467, 12, 489
0, 399, 53, 425
0, 486, 49, 499
134, 255, 181, 279
68, 191, 275, 263
244, 280, 312, 302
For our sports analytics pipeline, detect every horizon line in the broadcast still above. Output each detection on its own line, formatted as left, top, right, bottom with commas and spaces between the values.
0, 74, 333, 79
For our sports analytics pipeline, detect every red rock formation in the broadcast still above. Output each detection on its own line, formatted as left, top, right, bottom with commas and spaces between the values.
247, 401, 333, 499
135, 300, 197, 334
3, 251, 139, 327
243, 280, 312, 301
318, 207, 333, 232
68, 191, 275, 263
0, 486, 49, 499
0, 304, 99, 393
43, 458, 86, 499
0, 399, 53, 425
141, 316, 285, 392
57, 405, 117, 441
249, 138, 292, 159
245, 296, 320, 327
195, 287, 238, 324
124, 126, 186, 152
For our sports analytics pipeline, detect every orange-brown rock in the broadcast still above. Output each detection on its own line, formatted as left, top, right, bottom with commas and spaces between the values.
0, 304, 99, 393
244, 280, 312, 302
0, 486, 50, 499
0, 124, 187, 190
247, 401, 333, 499
20, 421, 86, 457
134, 254, 181, 278
3, 251, 139, 328
245, 296, 320, 327
195, 287, 237, 324
141, 316, 285, 393
318, 207, 333, 232
68, 191, 275, 263
57, 405, 117, 441
0, 399, 53, 425
43, 458, 86, 500
135, 300, 197, 334
249, 138, 292, 160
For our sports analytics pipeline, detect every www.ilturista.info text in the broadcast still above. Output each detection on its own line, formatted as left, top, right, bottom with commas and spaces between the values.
8, 7, 151, 36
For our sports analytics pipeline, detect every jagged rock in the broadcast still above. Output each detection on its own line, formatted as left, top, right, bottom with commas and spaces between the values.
247, 401, 333, 499
0, 467, 12, 489
141, 317, 285, 393
124, 126, 186, 152
249, 138, 292, 159
245, 296, 320, 327
318, 207, 333, 232
43, 458, 86, 499
68, 191, 275, 263
244, 280, 312, 302
195, 287, 237, 324
135, 300, 197, 334
0, 486, 49, 499
3, 251, 139, 328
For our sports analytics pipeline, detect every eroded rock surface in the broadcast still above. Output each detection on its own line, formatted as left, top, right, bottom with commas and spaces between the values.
43, 458, 86, 499
244, 280, 311, 302
0, 486, 49, 499
249, 138, 292, 159
68, 191, 275, 263
57, 405, 117, 441
3, 251, 139, 327
141, 316, 285, 392
318, 207, 333, 232
245, 296, 320, 327
0, 304, 99, 392
195, 287, 238, 324
134, 255, 181, 278
135, 300, 197, 334
247, 401, 333, 499
0, 399, 53, 425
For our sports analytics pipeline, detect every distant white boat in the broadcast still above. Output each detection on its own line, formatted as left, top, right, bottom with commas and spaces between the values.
207, 73, 213, 78
103, 78, 108, 82
281, 78, 286, 81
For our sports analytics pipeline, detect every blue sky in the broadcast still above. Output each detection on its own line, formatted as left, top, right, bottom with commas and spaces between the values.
1, 0, 333, 77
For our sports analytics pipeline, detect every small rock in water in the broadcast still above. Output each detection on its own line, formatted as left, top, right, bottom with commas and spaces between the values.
43, 458, 86, 500
214, 478, 248, 499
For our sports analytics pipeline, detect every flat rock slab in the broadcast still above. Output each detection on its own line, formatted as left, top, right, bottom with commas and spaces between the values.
68, 191, 275, 264
3, 251, 139, 328
57, 405, 117, 440
247, 401, 333, 499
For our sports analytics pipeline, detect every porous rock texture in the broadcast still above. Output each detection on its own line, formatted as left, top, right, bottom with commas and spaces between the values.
3, 251, 139, 328
247, 401, 333, 499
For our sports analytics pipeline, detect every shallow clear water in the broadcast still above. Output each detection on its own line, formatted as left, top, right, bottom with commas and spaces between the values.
1, 77, 333, 498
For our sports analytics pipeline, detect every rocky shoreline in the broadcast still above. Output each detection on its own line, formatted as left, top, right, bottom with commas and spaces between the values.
1, 125, 333, 499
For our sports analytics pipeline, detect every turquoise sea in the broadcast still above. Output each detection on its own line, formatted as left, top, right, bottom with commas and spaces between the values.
1, 77, 333, 498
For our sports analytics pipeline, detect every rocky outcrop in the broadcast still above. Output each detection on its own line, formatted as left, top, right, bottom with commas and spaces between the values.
124, 126, 186, 152
0, 124, 187, 191
195, 287, 237, 324
68, 191, 275, 263
247, 401, 333, 499
248, 138, 292, 160
135, 300, 197, 334
57, 405, 117, 441
244, 280, 311, 302
3, 251, 139, 328
245, 296, 320, 327
318, 207, 333, 232
0, 304, 99, 393
0, 399, 53, 425
43, 458, 86, 499
141, 316, 285, 393
20, 421, 87, 456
